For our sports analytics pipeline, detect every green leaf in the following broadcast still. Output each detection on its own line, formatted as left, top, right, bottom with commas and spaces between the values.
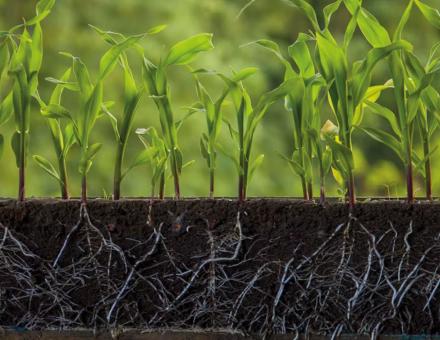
352, 40, 412, 107
324, 0, 342, 28
79, 143, 102, 175
0, 91, 13, 127
285, 0, 320, 32
356, 8, 391, 47
11, 132, 22, 168
361, 127, 404, 160
99, 34, 144, 80
163, 33, 214, 66
0, 41, 10, 77
147, 24, 167, 35
249, 154, 264, 182
41, 104, 71, 119
33, 155, 61, 183
72, 57, 93, 97
415, 0, 440, 29
30, 23, 43, 75
322, 148, 333, 174
364, 101, 401, 137
231, 67, 259, 82
288, 33, 315, 78
122, 148, 157, 180
281, 153, 305, 177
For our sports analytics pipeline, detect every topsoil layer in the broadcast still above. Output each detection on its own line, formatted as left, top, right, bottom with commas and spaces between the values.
0, 198, 440, 337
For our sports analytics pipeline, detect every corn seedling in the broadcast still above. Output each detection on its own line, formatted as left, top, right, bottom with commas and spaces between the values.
33, 68, 76, 199
248, 36, 331, 201
343, 0, 440, 202
142, 33, 214, 199
191, 73, 228, 198
50, 33, 145, 203
7, 0, 56, 201
88, 25, 166, 200
0, 35, 14, 162
362, 46, 440, 201
288, 0, 411, 206
218, 68, 300, 200
134, 128, 168, 198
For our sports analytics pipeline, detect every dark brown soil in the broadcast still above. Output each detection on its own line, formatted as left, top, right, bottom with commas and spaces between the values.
0, 198, 440, 336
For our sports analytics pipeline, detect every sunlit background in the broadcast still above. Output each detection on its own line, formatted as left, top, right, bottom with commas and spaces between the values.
0, 0, 439, 199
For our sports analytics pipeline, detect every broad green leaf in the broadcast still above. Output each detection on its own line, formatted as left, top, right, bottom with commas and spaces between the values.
99, 34, 144, 80
415, 0, 440, 29
231, 67, 259, 82
324, 0, 342, 28
41, 104, 71, 119
249, 154, 264, 182
285, 0, 320, 32
356, 8, 391, 47
72, 57, 93, 96
281, 153, 305, 177
288, 34, 314, 78
163, 33, 214, 66
33, 155, 61, 182
0, 91, 13, 127
394, 0, 414, 41
45, 77, 79, 92
30, 23, 43, 75
122, 148, 157, 180
361, 127, 404, 160
352, 40, 412, 107
0, 41, 9, 77
79, 143, 102, 175
147, 24, 167, 35
11, 132, 22, 168
322, 148, 333, 174
364, 101, 401, 137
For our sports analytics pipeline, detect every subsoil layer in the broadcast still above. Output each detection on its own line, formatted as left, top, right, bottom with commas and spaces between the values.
1, 199, 440, 337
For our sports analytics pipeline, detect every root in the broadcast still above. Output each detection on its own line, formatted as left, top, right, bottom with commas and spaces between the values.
1, 210, 440, 336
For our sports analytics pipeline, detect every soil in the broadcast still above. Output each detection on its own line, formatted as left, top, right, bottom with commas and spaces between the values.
0, 198, 440, 337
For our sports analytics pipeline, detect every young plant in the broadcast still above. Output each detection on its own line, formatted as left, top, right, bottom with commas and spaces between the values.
344, 0, 440, 201
142, 33, 214, 199
219, 69, 299, 200
88, 25, 166, 200
192, 74, 228, 198
7, 0, 57, 201
134, 128, 168, 198
288, 0, 411, 206
0, 35, 14, 161
33, 68, 76, 199
362, 48, 440, 201
249, 36, 329, 201
51, 34, 145, 203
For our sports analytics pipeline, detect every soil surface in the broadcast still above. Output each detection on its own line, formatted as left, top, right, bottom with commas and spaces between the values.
0, 198, 440, 337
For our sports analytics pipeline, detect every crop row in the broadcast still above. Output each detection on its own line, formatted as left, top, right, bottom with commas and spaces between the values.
0, 0, 440, 206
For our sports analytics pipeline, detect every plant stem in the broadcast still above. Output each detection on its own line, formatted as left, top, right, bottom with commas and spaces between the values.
209, 168, 215, 199
81, 175, 87, 204
159, 172, 165, 200
307, 181, 313, 201
348, 170, 356, 208
320, 179, 326, 205
300, 176, 308, 200
18, 133, 26, 202
423, 137, 432, 201
58, 156, 69, 200
405, 140, 414, 203
113, 143, 124, 200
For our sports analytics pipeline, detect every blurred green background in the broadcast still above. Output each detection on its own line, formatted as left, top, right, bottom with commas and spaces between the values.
0, 0, 439, 199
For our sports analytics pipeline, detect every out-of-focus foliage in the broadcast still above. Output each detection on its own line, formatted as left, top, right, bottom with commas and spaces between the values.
0, 0, 439, 198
